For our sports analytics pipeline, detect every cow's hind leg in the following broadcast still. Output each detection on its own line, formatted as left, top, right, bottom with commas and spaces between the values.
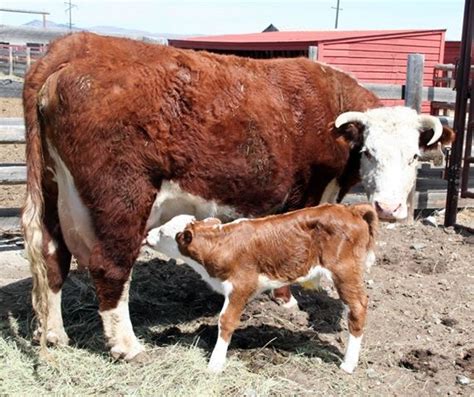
87, 182, 155, 361
271, 286, 299, 309
32, 198, 72, 346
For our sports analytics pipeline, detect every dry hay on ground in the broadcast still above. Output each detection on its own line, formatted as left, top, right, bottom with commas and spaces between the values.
0, 220, 473, 396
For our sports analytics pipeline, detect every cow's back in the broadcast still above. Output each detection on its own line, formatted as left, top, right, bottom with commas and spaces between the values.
31, 32, 380, 217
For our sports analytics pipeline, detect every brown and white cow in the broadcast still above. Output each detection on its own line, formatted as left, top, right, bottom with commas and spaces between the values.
146, 203, 377, 373
22, 32, 453, 359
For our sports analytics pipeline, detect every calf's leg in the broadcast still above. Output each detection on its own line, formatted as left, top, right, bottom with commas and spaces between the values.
208, 281, 253, 373
334, 274, 368, 374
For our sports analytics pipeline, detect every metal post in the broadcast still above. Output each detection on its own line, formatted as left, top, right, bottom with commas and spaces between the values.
8, 46, 13, 76
445, 0, 473, 227
405, 54, 424, 113
308, 46, 318, 62
334, 0, 341, 29
404, 54, 425, 222
26, 47, 31, 71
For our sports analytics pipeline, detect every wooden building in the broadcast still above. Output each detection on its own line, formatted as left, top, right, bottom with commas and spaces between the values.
170, 29, 446, 111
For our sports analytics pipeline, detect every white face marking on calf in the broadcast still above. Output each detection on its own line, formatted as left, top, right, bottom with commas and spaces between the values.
336, 107, 443, 220
146, 215, 225, 294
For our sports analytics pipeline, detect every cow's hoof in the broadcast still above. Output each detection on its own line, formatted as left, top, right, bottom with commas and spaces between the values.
127, 351, 150, 365
33, 327, 70, 346
110, 340, 145, 362
340, 361, 356, 374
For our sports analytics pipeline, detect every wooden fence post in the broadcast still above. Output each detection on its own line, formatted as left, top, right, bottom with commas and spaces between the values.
26, 47, 31, 71
8, 46, 13, 76
405, 53, 425, 223
308, 46, 318, 62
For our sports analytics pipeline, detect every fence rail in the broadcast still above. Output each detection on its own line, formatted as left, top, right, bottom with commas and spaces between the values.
0, 44, 46, 77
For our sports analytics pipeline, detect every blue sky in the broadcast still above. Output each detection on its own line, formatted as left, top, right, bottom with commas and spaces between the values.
1, 0, 465, 40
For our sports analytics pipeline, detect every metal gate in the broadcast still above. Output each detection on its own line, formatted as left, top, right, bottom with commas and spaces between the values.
445, 0, 474, 226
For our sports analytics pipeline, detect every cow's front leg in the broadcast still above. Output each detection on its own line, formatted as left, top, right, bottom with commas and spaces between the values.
89, 245, 145, 361
271, 286, 299, 309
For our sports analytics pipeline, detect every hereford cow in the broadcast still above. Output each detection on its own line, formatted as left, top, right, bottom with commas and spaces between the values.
147, 203, 377, 373
22, 32, 453, 360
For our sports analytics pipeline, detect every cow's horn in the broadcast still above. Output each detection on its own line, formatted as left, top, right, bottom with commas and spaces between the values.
335, 112, 368, 128
419, 115, 443, 146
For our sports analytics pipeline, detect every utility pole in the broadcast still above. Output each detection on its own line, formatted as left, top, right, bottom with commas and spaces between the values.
332, 0, 342, 29
64, 0, 77, 31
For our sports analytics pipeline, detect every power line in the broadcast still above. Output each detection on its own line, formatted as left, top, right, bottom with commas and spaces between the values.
64, 0, 77, 31
332, 0, 343, 29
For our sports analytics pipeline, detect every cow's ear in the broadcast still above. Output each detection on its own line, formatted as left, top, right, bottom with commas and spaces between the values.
334, 121, 365, 148
419, 126, 455, 152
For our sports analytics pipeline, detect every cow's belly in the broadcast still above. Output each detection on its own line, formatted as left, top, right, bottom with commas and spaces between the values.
146, 180, 241, 231
48, 143, 96, 267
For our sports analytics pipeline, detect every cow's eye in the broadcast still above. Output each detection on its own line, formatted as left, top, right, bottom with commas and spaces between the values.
362, 150, 373, 160
409, 154, 419, 165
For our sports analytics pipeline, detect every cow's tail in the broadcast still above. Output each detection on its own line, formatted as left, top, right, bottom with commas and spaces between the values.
21, 59, 52, 352
350, 203, 379, 271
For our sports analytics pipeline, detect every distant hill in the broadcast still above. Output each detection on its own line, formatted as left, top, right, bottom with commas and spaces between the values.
23, 19, 75, 31
22, 19, 192, 39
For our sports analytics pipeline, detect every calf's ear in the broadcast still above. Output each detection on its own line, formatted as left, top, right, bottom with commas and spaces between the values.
176, 230, 193, 246
419, 126, 455, 152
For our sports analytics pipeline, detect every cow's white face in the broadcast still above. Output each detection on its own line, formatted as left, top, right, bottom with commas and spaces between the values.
336, 107, 450, 221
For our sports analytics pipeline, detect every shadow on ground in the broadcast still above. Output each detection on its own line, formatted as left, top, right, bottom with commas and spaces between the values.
0, 257, 345, 362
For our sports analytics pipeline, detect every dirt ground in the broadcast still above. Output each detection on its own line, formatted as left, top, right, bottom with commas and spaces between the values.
0, 216, 473, 395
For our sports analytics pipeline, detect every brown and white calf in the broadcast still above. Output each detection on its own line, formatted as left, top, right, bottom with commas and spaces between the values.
147, 203, 377, 373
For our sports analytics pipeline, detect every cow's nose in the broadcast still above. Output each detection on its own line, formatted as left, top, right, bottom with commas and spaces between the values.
374, 201, 402, 219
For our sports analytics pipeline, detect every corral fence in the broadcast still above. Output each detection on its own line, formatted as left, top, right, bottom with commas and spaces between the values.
0, 44, 46, 77
444, 0, 474, 229
0, 49, 473, 225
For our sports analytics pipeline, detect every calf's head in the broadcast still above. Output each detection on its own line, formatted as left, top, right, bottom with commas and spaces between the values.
176, 219, 220, 262
335, 106, 455, 221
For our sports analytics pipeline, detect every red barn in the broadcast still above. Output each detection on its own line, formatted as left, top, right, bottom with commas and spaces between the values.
170, 29, 446, 111
444, 41, 461, 64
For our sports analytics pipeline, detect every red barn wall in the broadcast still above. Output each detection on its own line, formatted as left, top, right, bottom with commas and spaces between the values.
318, 31, 445, 112
444, 41, 461, 64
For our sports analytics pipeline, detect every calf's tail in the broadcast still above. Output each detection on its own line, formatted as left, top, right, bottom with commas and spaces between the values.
350, 203, 379, 254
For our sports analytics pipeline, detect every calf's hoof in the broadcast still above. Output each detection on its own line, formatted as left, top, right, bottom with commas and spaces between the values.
339, 361, 357, 374
207, 358, 226, 373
